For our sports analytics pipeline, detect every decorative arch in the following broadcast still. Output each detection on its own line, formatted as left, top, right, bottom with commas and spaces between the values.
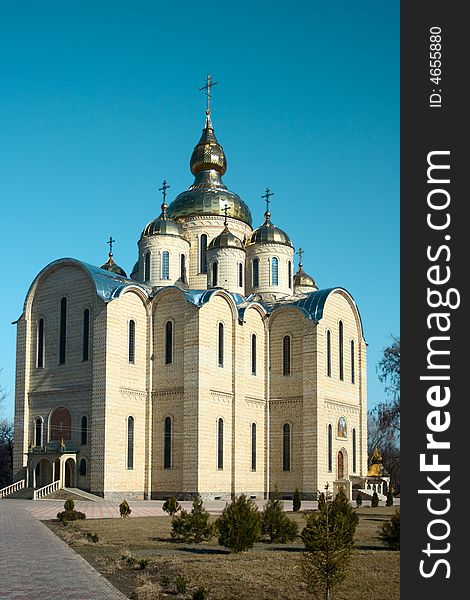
50, 407, 72, 441
34, 416, 44, 447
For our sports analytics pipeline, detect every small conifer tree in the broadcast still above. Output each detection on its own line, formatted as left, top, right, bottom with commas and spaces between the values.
170, 496, 212, 543
379, 508, 400, 550
119, 499, 132, 517
355, 492, 363, 508
371, 491, 379, 507
293, 488, 302, 512
216, 494, 261, 552
262, 497, 298, 543
162, 496, 181, 516
385, 490, 394, 507
64, 497, 75, 512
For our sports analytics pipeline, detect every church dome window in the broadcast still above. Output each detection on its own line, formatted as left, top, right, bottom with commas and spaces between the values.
165, 321, 173, 365
37, 318, 44, 368
252, 258, 259, 287
212, 261, 218, 287
144, 252, 151, 281
128, 320, 136, 364
282, 335, 291, 376
200, 234, 208, 273
271, 257, 279, 286
161, 251, 170, 280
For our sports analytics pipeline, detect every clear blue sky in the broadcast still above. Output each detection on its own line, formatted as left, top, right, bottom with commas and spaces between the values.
0, 1, 399, 419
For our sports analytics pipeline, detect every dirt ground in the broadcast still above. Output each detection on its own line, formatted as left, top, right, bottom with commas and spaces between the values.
46, 506, 399, 600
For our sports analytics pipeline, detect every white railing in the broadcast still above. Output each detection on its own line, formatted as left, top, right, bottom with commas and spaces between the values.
357, 488, 387, 502
33, 480, 61, 500
0, 479, 26, 499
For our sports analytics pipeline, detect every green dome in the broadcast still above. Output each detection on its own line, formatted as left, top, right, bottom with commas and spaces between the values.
166, 114, 252, 227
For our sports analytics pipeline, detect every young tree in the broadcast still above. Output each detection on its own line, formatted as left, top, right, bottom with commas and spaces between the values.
0, 382, 13, 488
261, 497, 298, 543
293, 488, 302, 512
216, 494, 261, 552
162, 496, 181, 515
379, 509, 400, 550
355, 492, 363, 508
301, 488, 358, 599
171, 496, 212, 543
371, 492, 379, 507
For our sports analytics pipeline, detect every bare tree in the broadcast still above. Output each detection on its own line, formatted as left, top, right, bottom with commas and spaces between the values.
0, 378, 14, 487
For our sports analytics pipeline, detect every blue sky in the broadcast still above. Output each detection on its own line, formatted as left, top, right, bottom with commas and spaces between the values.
0, 1, 399, 419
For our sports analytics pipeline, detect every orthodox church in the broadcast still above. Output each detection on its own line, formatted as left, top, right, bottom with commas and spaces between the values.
12, 82, 368, 501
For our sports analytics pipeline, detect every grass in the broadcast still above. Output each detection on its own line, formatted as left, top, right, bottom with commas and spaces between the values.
45, 506, 399, 599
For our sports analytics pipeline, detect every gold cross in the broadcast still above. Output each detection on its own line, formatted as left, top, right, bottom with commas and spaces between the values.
223, 203, 229, 226
107, 236, 115, 256
159, 179, 170, 203
199, 74, 218, 114
261, 188, 274, 212
297, 247, 304, 266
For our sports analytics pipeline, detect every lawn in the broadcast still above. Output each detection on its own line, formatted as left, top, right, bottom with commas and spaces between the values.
46, 506, 399, 600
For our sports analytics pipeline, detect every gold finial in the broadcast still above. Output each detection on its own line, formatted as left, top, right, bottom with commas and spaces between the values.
223, 203, 229, 227
261, 188, 274, 220
107, 236, 116, 257
199, 74, 218, 115
159, 179, 170, 217
297, 247, 304, 269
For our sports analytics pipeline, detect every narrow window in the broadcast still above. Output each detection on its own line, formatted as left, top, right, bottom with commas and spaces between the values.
144, 252, 151, 281
37, 318, 44, 368
288, 260, 292, 288
251, 423, 257, 471
165, 321, 173, 364
326, 330, 331, 377
271, 257, 279, 286
212, 261, 218, 287
35, 418, 42, 447
352, 428, 357, 473
327, 424, 332, 471
79, 458, 87, 476
351, 340, 355, 384
282, 335, 291, 375
251, 333, 257, 375
163, 416, 172, 469
59, 297, 67, 364
200, 234, 208, 273
180, 254, 186, 282
238, 262, 243, 288
252, 258, 259, 287
127, 416, 134, 469
282, 423, 291, 471
81, 416, 88, 445
161, 251, 170, 280
128, 320, 135, 364
82, 309, 90, 362
339, 321, 344, 380
217, 418, 224, 469
218, 323, 224, 367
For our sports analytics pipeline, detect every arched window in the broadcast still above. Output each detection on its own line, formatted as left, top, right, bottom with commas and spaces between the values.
327, 424, 332, 471
238, 262, 243, 288
252, 258, 259, 287
50, 407, 72, 441
37, 318, 44, 368
165, 321, 173, 365
217, 418, 224, 469
161, 251, 170, 280
180, 254, 186, 282
271, 257, 279, 286
212, 261, 218, 287
251, 333, 257, 375
351, 340, 355, 384
288, 260, 292, 288
338, 450, 344, 479
218, 322, 224, 367
35, 418, 42, 447
144, 252, 151, 281
128, 320, 136, 364
83, 309, 90, 362
79, 458, 87, 476
282, 335, 291, 375
326, 330, 331, 377
251, 423, 257, 471
81, 416, 88, 445
282, 423, 291, 471
127, 416, 134, 469
163, 416, 172, 469
352, 428, 357, 473
200, 234, 208, 273
59, 297, 67, 364
339, 321, 344, 381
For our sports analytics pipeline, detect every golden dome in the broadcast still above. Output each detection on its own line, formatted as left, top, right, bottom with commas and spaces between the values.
294, 267, 317, 288
167, 114, 252, 226
141, 203, 184, 239
208, 225, 244, 250
100, 254, 127, 278
246, 211, 292, 247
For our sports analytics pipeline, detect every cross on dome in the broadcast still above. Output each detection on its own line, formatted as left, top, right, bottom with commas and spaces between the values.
107, 236, 116, 257
199, 74, 219, 115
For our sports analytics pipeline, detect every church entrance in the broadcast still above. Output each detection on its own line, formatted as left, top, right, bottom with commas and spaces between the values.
65, 458, 76, 487
337, 451, 344, 480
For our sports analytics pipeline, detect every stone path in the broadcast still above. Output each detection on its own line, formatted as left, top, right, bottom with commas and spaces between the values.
0, 501, 127, 600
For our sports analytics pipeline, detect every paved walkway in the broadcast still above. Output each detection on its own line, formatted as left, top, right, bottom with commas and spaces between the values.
0, 501, 127, 600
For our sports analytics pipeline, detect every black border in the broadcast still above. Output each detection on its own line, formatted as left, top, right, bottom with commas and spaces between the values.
401, 3, 467, 595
